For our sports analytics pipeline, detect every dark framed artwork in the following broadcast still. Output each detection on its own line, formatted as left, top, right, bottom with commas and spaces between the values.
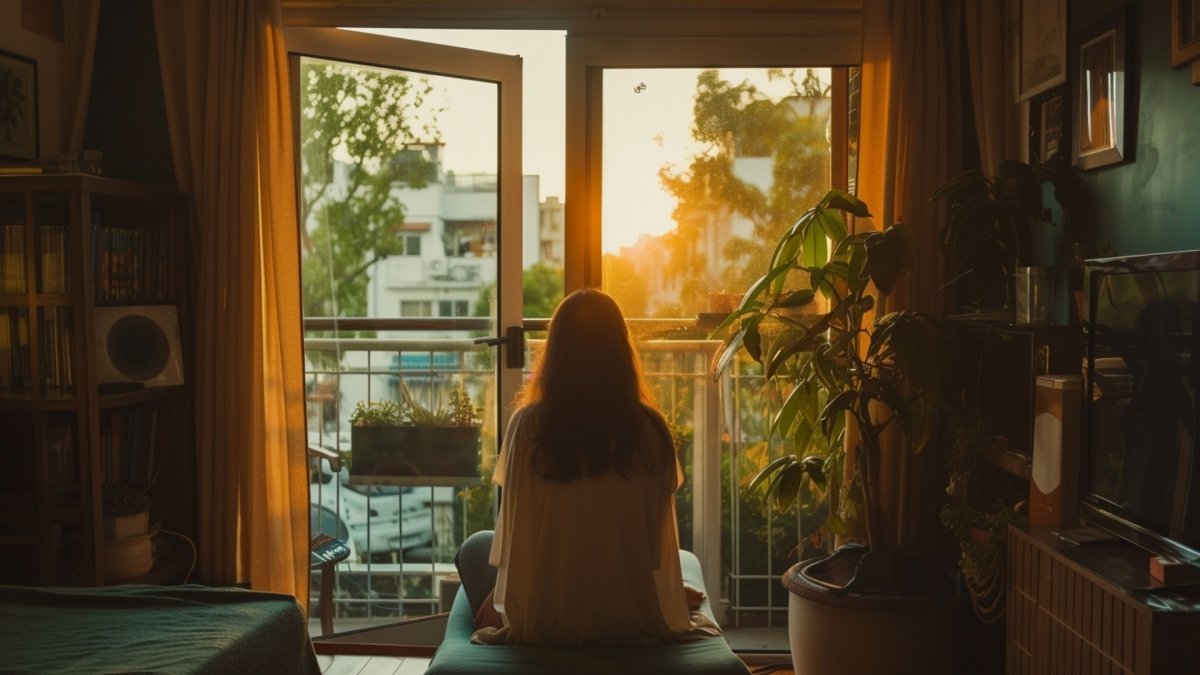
1073, 11, 1128, 170
0, 49, 39, 162
1172, 0, 1200, 67
1018, 0, 1067, 100
1036, 91, 1065, 162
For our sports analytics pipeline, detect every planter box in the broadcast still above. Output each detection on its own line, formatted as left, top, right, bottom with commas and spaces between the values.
350, 425, 482, 486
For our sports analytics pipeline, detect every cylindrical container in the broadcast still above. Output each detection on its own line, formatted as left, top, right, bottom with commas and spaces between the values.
1015, 266, 1052, 324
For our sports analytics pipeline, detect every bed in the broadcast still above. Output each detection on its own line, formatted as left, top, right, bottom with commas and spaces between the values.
0, 583, 320, 674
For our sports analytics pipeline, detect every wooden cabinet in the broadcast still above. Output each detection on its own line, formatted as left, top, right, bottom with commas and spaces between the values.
1008, 526, 1200, 674
0, 174, 193, 586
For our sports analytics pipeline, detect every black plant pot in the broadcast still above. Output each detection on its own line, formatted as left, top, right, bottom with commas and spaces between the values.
350, 425, 482, 485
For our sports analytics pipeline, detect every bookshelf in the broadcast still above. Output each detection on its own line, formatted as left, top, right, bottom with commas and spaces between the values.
0, 174, 192, 586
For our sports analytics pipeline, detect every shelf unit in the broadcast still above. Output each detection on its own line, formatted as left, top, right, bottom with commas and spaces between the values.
0, 174, 192, 586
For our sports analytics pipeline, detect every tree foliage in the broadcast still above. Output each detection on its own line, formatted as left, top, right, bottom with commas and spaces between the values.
656, 68, 832, 315
298, 59, 441, 320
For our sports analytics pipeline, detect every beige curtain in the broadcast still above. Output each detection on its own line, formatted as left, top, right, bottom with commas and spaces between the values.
152, 0, 310, 603
854, 0, 957, 551
964, 0, 1016, 175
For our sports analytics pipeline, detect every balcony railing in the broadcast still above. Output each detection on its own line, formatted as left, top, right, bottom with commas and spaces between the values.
304, 317, 809, 639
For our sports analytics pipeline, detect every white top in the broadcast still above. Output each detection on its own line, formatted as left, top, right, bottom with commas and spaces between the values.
477, 403, 696, 646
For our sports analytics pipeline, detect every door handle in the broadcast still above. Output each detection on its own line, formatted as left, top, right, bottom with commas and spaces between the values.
474, 326, 525, 369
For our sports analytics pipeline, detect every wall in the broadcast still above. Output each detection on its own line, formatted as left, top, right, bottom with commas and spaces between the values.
1071, 0, 1200, 255
0, 2, 68, 160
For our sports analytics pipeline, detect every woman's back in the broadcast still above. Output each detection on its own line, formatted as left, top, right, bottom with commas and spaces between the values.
480, 403, 692, 646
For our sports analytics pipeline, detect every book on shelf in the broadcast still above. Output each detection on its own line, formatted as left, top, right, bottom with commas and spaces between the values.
101, 404, 164, 486
39, 307, 75, 394
1, 223, 25, 294
94, 221, 147, 302
0, 308, 30, 393
39, 225, 67, 294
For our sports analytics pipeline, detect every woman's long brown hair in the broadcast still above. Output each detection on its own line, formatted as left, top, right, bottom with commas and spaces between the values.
519, 289, 674, 482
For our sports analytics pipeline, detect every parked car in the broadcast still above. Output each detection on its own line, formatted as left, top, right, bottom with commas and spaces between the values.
309, 446, 434, 559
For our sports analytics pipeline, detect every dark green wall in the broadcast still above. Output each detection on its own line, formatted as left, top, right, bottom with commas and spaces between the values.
1071, 0, 1200, 255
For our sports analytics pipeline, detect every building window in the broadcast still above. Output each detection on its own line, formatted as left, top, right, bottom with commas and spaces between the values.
438, 300, 470, 317
400, 300, 432, 316
400, 234, 422, 256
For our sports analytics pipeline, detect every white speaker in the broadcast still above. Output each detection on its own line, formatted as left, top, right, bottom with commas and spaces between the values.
94, 305, 184, 387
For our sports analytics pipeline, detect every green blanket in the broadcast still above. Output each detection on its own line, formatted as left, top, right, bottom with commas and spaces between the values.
0, 584, 320, 674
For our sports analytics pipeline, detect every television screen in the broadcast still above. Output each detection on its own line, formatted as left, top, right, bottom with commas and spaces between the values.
1082, 250, 1199, 558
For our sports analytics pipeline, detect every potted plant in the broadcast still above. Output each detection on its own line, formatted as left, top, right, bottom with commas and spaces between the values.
712, 189, 956, 674
939, 409, 1027, 625
101, 483, 156, 582
349, 383, 484, 484
929, 158, 1089, 313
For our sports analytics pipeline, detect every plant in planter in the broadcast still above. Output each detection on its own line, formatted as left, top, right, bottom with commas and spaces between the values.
712, 189, 956, 674
349, 384, 484, 484
101, 483, 156, 582
929, 158, 1089, 312
939, 409, 1027, 625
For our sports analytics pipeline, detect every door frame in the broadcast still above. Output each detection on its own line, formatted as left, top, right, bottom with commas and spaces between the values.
285, 27, 526, 436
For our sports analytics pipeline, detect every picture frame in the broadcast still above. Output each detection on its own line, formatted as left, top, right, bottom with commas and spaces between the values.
0, 49, 39, 162
1073, 11, 1128, 171
1172, 0, 1200, 67
1039, 91, 1065, 163
1018, 0, 1067, 101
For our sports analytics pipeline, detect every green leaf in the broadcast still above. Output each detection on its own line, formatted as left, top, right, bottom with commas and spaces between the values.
816, 209, 848, 244
864, 225, 912, 295
771, 384, 806, 440
824, 190, 871, 217
775, 288, 815, 309
749, 455, 796, 494
826, 513, 847, 536
801, 216, 829, 268
772, 463, 804, 511
819, 390, 857, 439
710, 328, 745, 379
744, 319, 763, 363
802, 455, 827, 488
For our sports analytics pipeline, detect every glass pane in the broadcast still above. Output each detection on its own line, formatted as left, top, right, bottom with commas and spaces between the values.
297, 53, 501, 620
363, 29, 566, 318
601, 67, 834, 319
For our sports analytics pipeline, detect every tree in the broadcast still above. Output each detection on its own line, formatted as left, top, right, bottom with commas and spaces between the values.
656, 68, 832, 315
298, 59, 441, 320
471, 264, 566, 320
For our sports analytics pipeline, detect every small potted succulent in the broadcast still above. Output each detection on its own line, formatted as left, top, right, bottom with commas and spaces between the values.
349, 383, 484, 484
101, 483, 155, 582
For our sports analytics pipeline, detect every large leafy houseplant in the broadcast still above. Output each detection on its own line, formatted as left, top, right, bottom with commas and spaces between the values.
712, 189, 947, 585
929, 158, 1089, 310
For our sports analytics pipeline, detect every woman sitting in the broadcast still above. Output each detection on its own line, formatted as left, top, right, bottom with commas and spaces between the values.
473, 289, 716, 646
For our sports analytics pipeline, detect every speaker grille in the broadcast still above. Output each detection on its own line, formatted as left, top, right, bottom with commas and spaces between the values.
105, 315, 171, 381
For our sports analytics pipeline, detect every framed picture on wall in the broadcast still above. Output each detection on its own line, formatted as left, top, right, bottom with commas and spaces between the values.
1172, 0, 1200, 67
1073, 11, 1128, 170
1039, 92, 1065, 163
0, 49, 39, 162
1018, 0, 1067, 100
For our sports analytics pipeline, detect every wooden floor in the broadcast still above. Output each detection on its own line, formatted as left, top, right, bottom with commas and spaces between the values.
317, 654, 430, 674
318, 654, 794, 674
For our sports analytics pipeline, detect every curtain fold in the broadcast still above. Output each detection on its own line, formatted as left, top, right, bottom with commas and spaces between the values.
964, 0, 1016, 175
152, 0, 309, 604
63, 0, 101, 153
854, 0, 957, 551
